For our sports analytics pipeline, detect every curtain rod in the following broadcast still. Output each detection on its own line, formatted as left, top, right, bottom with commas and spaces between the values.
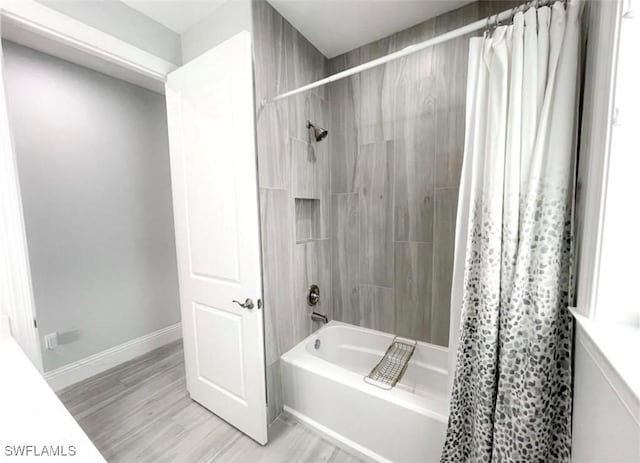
264, 0, 563, 105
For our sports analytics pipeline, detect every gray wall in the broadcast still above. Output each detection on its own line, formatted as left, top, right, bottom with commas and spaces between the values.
37, 0, 182, 65
327, 1, 514, 346
3, 40, 181, 372
252, 0, 329, 423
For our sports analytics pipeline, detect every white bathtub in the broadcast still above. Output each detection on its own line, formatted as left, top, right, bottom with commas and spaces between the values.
280, 321, 449, 463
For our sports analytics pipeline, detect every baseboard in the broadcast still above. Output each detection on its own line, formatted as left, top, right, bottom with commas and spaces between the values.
44, 323, 182, 391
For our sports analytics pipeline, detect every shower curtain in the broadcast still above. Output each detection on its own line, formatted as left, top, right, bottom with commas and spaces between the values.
442, 1, 581, 461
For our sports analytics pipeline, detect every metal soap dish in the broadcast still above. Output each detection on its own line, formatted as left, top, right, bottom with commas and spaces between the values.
364, 336, 417, 390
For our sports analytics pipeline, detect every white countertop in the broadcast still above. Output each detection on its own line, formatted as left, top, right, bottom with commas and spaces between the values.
0, 337, 105, 462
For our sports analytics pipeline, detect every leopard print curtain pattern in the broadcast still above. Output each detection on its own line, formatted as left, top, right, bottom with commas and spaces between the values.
442, 1, 582, 462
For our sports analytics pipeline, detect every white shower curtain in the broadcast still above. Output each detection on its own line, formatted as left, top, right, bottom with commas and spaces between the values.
443, 1, 581, 461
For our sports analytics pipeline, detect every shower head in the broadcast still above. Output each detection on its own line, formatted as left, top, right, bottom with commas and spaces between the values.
307, 121, 328, 142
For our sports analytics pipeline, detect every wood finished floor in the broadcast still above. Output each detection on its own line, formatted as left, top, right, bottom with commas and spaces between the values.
57, 341, 362, 463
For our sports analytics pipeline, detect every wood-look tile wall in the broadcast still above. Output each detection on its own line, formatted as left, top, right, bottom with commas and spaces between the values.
252, 0, 331, 424
253, 0, 518, 421
327, 1, 517, 346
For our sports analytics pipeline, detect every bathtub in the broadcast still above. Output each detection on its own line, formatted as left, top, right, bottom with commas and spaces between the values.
280, 321, 449, 463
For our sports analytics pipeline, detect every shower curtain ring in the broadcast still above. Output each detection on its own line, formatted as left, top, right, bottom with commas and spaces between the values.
512, 4, 524, 18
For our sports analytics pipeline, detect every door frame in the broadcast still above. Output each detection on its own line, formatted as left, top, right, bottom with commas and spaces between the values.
0, 2, 255, 375
0, 0, 176, 90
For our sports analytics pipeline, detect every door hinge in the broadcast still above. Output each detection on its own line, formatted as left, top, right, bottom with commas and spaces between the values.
33, 319, 37, 328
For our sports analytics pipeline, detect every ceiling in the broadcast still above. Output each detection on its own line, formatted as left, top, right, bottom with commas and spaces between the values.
119, 0, 472, 58
121, 0, 227, 34
264, 0, 472, 58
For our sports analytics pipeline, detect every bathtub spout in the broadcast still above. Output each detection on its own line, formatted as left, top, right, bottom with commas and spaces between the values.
311, 312, 328, 324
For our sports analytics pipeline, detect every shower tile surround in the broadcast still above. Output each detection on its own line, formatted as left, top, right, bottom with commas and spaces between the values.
326, 0, 519, 347
252, 0, 330, 423
252, 0, 518, 423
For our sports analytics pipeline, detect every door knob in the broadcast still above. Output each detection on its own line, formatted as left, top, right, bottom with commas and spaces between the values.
232, 298, 254, 310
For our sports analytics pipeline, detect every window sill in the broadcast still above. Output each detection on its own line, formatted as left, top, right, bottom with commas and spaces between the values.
571, 309, 640, 423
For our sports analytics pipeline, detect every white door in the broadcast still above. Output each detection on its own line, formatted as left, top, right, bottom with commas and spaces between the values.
165, 31, 267, 444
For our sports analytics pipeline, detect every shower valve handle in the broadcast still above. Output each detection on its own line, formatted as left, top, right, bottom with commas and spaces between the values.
232, 298, 254, 310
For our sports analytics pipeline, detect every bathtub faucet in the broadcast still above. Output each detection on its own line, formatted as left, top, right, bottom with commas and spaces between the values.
311, 311, 328, 324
